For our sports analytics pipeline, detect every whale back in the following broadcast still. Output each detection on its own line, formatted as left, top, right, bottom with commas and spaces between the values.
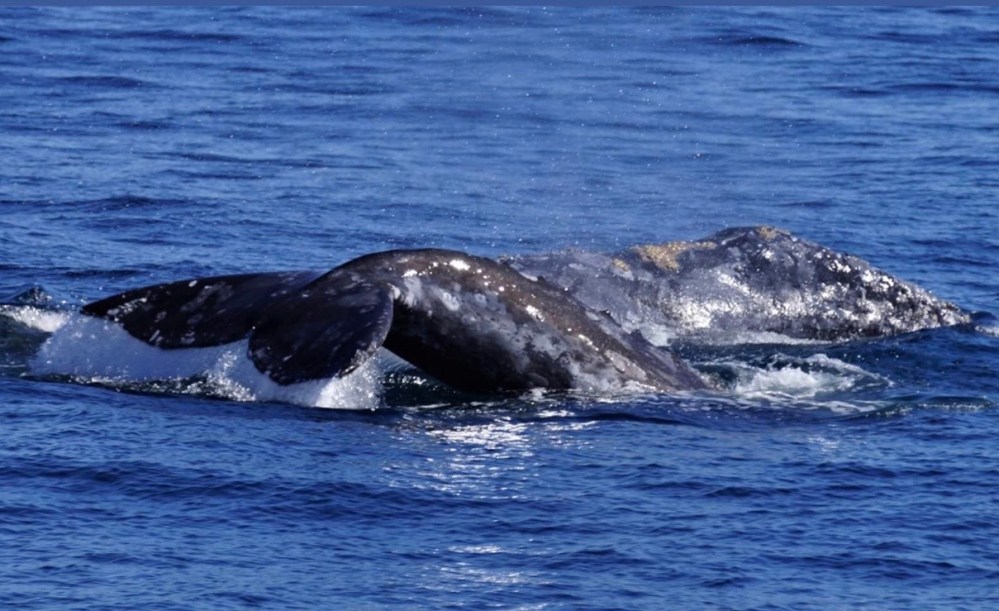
511, 226, 969, 342
625, 226, 969, 340
336, 249, 707, 393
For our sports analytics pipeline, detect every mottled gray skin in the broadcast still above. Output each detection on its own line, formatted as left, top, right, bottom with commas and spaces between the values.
83, 249, 707, 393
80, 228, 967, 392
339, 250, 706, 392
510, 226, 969, 343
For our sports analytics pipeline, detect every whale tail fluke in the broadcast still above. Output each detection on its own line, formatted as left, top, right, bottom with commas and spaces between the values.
81, 271, 322, 349
248, 274, 394, 385
81, 270, 397, 385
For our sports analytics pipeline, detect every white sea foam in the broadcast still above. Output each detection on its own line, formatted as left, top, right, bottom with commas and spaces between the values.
632, 318, 824, 348
720, 353, 890, 402
720, 330, 825, 346
0, 305, 69, 334
30, 314, 382, 409
977, 324, 999, 338
636, 322, 679, 347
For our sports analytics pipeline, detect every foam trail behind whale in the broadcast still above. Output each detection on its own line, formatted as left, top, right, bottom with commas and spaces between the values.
31, 314, 382, 409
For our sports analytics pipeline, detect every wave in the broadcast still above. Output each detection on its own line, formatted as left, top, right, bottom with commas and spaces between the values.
104, 28, 244, 44
689, 31, 805, 49
722, 34, 803, 47
53, 75, 155, 89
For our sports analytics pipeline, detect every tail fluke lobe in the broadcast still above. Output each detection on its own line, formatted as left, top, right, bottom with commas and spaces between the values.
81, 271, 321, 349
81, 270, 395, 386
248, 274, 393, 385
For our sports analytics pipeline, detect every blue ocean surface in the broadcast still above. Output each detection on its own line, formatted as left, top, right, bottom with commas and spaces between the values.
1, 7, 998, 609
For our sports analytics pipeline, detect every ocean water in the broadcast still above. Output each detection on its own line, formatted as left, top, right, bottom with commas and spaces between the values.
1, 7, 998, 609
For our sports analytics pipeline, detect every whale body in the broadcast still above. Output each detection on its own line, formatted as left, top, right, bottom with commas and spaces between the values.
76, 226, 968, 394
511, 226, 968, 343
82, 249, 707, 393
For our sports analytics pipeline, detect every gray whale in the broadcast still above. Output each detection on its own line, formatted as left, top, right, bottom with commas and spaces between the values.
79, 226, 967, 393
82, 249, 707, 393
512, 226, 968, 343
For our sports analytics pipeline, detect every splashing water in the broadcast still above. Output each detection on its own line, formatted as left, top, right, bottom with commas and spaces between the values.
703, 352, 892, 404
28, 312, 382, 409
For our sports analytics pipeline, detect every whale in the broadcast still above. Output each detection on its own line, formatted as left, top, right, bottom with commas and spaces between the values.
511, 226, 968, 343
74, 226, 968, 395
81, 249, 708, 393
